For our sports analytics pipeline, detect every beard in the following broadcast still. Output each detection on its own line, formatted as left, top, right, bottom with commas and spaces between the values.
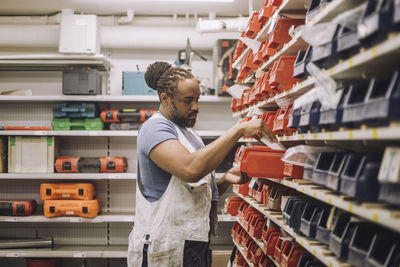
170, 102, 197, 128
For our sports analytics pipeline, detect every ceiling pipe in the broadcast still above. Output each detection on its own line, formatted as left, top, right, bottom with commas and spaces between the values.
117, 10, 134, 24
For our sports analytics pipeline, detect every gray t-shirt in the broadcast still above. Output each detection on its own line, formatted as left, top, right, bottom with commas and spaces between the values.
137, 112, 219, 203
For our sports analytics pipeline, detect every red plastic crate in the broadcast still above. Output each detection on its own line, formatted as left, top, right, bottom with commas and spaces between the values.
250, 244, 264, 264
231, 98, 238, 112
254, 183, 266, 203
258, 111, 277, 130
235, 180, 251, 196
237, 227, 248, 245
274, 238, 288, 262
245, 12, 262, 39
225, 196, 244, 216
280, 241, 307, 267
272, 104, 296, 136
253, 41, 269, 66
259, 69, 277, 98
262, 226, 281, 256
258, 0, 283, 25
239, 146, 285, 179
262, 183, 274, 207
244, 209, 260, 231
283, 163, 304, 179
233, 40, 248, 62
269, 56, 301, 92
237, 202, 249, 221
249, 216, 266, 239
236, 250, 246, 266
232, 222, 241, 240
244, 238, 255, 257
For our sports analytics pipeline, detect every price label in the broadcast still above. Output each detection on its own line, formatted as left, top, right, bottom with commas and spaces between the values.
349, 130, 353, 140
348, 203, 353, 213
328, 197, 332, 204
301, 187, 305, 193
34, 131, 47, 136
6, 253, 19, 257
348, 58, 353, 68
372, 46, 378, 58
313, 192, 317, 198
372, 128, 378, 139
300, 240, 304, 246
70, 217, 83, 223
329, 132, 333, 140
73, 252, 87, 258
313, 249, 317, 256
108, 174, 121, 179
89, 131, 102, 136
372, 213, 378, 222
5, 217, 17, 222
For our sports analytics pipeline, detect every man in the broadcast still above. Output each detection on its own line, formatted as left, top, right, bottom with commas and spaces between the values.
128, 62, 277, 267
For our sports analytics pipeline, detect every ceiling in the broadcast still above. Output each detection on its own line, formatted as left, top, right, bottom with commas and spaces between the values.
0, 0, 264, 17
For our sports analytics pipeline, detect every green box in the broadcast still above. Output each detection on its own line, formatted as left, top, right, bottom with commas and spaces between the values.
52, 118, 104, 131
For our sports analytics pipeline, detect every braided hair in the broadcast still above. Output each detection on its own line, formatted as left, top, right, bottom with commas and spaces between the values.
144, 61, 194, 98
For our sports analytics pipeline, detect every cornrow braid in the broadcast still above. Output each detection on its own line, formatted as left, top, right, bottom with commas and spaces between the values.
144, 61, 194, 98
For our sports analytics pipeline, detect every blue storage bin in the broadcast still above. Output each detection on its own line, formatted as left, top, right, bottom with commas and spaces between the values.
339, 153, 382, 202
365, 232, 400, 267
315, 207, 333, 246
348, 223, 382, 267
329, 213, 356, 260
122, 71, 157, 95
319, 87, 349, 131
363, 70, 400, 125
288, 106, 301, 129
341, 84, 368, 127
378, 182, 400, 207
311, 24, 340, 69
283, 196, 308, 233
298, 101, 321, 133
312, 152, 335, 186
293, 46, 312, 80
395, 0, 400, 28
327, 152, 348, 191
337, 23, 361, 59
300, 203, 330, 239
53, 103, 97, 118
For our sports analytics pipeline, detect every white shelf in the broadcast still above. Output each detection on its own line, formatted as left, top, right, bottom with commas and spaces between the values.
232, 239, 254, 267
0, 245, 127, 258
0, 173, 137, 180
234, 189, 350, 267
0, 212, 135, 223
278, 126, 400, 142
267, 178, 400, 234
0, 130, 225, 137
0, 53, 112, 71
217, 214, 237, 222
0, 94, 231, 103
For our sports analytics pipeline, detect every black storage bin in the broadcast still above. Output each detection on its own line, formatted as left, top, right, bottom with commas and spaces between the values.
293, 46, 313, 80
319, 87, 349, 131
312, 152, 336, 186
348, 223, 382, 267
283, 196, 308, 233
395, 0, 400, 27
366, 232, 400, 267
358, 0, 395, 46
327, 152, 348, 192
298, 101, 321, 133
362, 70, 400, 125
378, 182, 400, 206
315, 207, 333, 246
297, 253, 324, 267
300, 203, 330, 239
288, 106, 302, 129
341, 84, 368, 127
311, 24, 340, 69
339, 153, 382, 201
329, 213, 356, 260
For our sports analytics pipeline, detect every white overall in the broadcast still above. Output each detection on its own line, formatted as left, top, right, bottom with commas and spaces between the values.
128, 113, 213, 267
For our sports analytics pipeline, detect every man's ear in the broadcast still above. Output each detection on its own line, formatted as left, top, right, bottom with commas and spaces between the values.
159, 92, 170, 105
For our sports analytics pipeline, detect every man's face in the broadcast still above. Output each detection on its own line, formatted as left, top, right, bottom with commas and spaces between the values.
168, 78, 201, 128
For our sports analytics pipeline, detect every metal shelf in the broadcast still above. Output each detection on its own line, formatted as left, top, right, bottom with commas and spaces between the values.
278, 125, 400, 142
0, 245, 127, 258
0, 173, 137, 180
0, 130, 225, 137
266, 178, 400, 234
0, 54, 112, 71
0, 95, 232, 103
234, 189, 350, 267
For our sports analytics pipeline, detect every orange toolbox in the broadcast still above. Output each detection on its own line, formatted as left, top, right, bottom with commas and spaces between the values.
239, 146, 285, 179
43, 198, 101, 218
283, 163, 304, 179
100, 109, 156, 123
244, 12, 262, 38
224, 196, 244, 216
269, 56, 301, 92
258, 0, 283, 25
40, 183, 95, 200
280, 241, 307, 267
273, 105, 296, 136
55, 157, 127, 173
0, 200, 37, 216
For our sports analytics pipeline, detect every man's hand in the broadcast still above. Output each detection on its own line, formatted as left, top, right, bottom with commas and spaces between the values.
238, 119, 277, 143
223, 166, 251, 185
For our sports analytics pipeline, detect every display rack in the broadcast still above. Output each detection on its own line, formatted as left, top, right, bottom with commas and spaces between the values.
232, 239, 254, 267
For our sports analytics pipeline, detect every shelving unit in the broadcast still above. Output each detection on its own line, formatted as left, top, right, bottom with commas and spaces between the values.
232, 239, 254, 267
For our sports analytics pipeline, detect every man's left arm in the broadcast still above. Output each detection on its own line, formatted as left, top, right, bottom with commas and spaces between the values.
216, 166, 250, 196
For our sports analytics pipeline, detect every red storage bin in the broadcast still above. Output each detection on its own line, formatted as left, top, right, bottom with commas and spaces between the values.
249, 216, 266, 238
245, 12, 262, 39
232, 222, 241, 240
274, 238, 288, 262
283, 163, 304, 179
258, 0, 283, 25
262, 183, 274, 207
254, 72, 271, 101
236, 250, 246, 266
244, 238, 255, 257
280, 241, 307, 267
231, 98, 239, 112
254, 183, 266, 203
250, 244, 264, 264
237, 202, 249, 221
269, 56, 301, 92
272, 105, 296, 136
260, 69, 277, 98
237, 227, 248, 245
253, 41, 269, 66
239, 146, 285, 179
259, 111, 277, 130
244, 209, 260, 231
235, 181, 251, 196
233, 40, 248, 62
262, 227, 281, 256
225, 196, 244, 216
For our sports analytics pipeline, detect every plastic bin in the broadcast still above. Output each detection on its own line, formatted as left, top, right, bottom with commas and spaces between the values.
298, 100, 321, 133
326, 152, 348, 191
329, 213, 355, 260
280, 241, 307, 267
258, 0, 283, 25
297, 254, 324, 267
312, 152, 336, 186
262, 183, 274, 208
348, 223, 382, 267
362, 71, 400, 125
225, 197, 244, 216
306, 0, 331, 24
262, 226, 281, 256
365, 232, 400, 267
283, 196, 308, 233
235, 181, 251, 196
288, 106, 301, 130
8, 136, 54, 173
267, 186, 288, 211
122, 71, 156, 95
283, 163, 304, 179
248, 216, 266, 239
269, 56, 301, 93
319, 87, 349, 131
53, 103, 97, 118
259, 111, 277, 130
299, 202, 329, 238
245, 12, 262, 39
52, 118, 104, 131
239, 146, 285, 179
311, 24, 340, 69
272, 105, 297, 136
273, 238, 286, 262
293, 46, 312, 80
337, 23, 361, 59
315, 207, 333, 246
341, 84, 369, 127
253, 41, 269, 66
339, 153, 382, 201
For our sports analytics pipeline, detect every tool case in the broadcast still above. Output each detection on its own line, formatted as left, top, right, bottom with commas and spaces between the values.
40, 183, 96, 200
43, 198, 101, 218
52, 118, 104, 131
53, 103, 98, 118
0, 200, 37, 216
55, 157, 127, 173
100, 109, 156, 123
62, 69, 101, 95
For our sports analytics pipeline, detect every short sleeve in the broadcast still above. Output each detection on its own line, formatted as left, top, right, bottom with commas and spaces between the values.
138, 118, 178, 156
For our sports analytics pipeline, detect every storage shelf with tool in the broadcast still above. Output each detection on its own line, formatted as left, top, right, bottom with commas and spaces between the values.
0, 54, 112, 72
265, 178, 400, 234
234, 189, 350, 267
233, 32, 400, 118
0, 130, 225, 138
0, 95, 232, 103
